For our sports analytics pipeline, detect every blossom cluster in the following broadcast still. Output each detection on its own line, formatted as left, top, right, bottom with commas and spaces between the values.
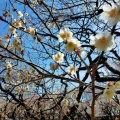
52, 28, 82, 74
57, 28, 81, 52
5, 62, 13, 81
103, 81, 120, 100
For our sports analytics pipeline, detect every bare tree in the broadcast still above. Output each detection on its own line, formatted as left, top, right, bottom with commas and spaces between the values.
0, 0, 120, 120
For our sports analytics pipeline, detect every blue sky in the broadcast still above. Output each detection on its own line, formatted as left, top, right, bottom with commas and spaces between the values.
0, 0, 8, 35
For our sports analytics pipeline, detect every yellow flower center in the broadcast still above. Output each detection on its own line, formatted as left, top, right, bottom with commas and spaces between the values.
69, 67, 75, 72
55, 54, 62, 61
68, 42, 74, 47
60, 33, 66, 39
106, 90, 111, 95
108, 9, 116, 18
99, 37, 107, 45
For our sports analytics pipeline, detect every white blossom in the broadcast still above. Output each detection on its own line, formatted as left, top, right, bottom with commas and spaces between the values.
90, 32, 114, 51
68, 66, 78, 75
12, 39, 20, 48
52, 52, 64, 64
65, 38, 81, 52
4, 34, 10, 41
103, 88, 115, 100
18, 11, 23, 18
9, 26, 16, 33
6, 62, 12, 70
25, 27, 36, 37
12, 19, 22, 28
24, 85, 29, 91
100, 4, 120, 26
57, 28, 73, 42
61, 98, 69, 106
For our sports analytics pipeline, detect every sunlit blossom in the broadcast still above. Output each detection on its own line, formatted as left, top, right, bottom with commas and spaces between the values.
18, 19, 26, 26
68, 65, 78, 75
100, 4, 120, 25
65, 38, 81, 52
25, 27, 36, 37
17, 46, 23, 52
103, 88, 115, 100
4, 34, 10, 41
57, 28, 73, 42
61, 98, 69, 106
12, 33, 18, 38
12, 19, 22, 28
9, 26, 16, 33
18, 11, 23, 18
52, 52, 64, 64
90, 32, 114, 51
6, 62, 12, 70
50, 22, 55, 29
12, 39, 20, 47
24, 85, 29, 91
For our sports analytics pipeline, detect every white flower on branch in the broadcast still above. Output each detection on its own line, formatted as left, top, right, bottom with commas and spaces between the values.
100, 4, 120, 26
24, 85, 29, 91
103, 88, 115, 100
12, 39, 21, 47
18, 11, 23, 18
9, 26, 16, 33
57, 28, 73, 42
68, 66, 78, 75
25, 27, 36, 37
4, 34, 10, 41
61, 98, 69, 106
52, 52, 64, 64
6, 62, 12, 70
90, 32, 115, 51
65, 38, 81, 52
102, 82, 116, 100
12, 32, 18, 38
12, 19, 22, 28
